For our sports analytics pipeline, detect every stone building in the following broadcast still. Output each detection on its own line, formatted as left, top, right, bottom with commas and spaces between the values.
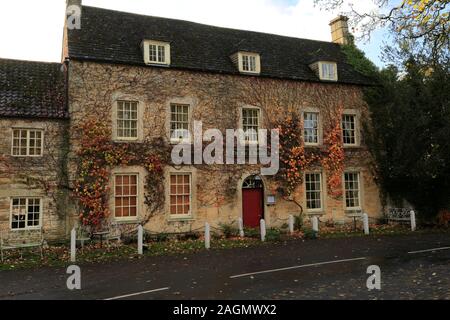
0, 58, 69, 240
0, 1, 383, 240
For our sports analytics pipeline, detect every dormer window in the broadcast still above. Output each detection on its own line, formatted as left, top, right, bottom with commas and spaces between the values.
309, 61, 338, 81
319, 61, 338, 81
142, 40, 171, 66
231, 52, 261, 74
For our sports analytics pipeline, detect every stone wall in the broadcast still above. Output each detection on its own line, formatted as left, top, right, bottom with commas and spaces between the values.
67, 60, 383, 234
0, 118, 70, 240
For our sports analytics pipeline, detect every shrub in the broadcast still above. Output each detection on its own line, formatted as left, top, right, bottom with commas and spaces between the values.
377, 217, 389, 225
122, 234, 138, 245
302, 227, 318, 240
265, 228, 282, 242
437, 209, 450, 227
155, 233, 169, 242
294, 215, 304, 231
178, 232, 200, 241
211, 231, 222, 240
244, 227, 260, 239
219, 223, 239, 238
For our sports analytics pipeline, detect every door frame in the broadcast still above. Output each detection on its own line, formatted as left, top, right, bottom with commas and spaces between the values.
239, 174, 267, 227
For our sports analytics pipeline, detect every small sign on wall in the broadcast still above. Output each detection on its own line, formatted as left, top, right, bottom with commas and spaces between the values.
267, 195, 276, 206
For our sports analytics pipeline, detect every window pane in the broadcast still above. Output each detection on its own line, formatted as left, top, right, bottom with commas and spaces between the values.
117, 101, 138, 139
26, 199, 41, 227
169, 174, 191, 215
12, 130, 22, 155
321, 63, 336, 80
305, 173, 322, 210
249, 56, 256, 71
149, 44, 157, 62
170, 104, 190, 140
158, 45, 165, 63
242, 55, 249, 71
11, 198, 40, 229
12, 129, 43, 156
241, 54, 258, 72
114, 174, 138, 218
242, 108, 260, 143
344, 172, 360, 209
342, 114, 356, 145
304, 112, 319, 144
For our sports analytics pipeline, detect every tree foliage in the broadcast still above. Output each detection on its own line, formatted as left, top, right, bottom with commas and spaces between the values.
362, 54, 450, 219
74, 118, 169, 229
342, 42, 450, 220
341, 43, 380, 78
315, 0, 450, 60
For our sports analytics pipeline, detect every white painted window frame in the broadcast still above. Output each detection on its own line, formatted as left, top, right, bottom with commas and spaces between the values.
341, 109, 360, 147
113, 172, 140, 222
168, 171, 193, 220
304, 172, 324, 213
318, 61, 338, 81
109, 166, 146, 224
238, 52, 261, 74
112, 96, 145, 142
343, 171, 362, 211
302, 109, 322, 146
169, 103, 191, 144
10, 197, 43, 231
115, 100, 140, 141
240, 106, 261, 146
11, 128, 44, 157
142, 40, 171, 66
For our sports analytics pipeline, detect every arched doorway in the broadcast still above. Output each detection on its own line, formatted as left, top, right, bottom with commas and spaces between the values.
242, 175, 264, 228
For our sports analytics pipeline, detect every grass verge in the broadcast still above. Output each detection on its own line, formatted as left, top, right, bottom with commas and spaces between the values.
0, 226, 448, 271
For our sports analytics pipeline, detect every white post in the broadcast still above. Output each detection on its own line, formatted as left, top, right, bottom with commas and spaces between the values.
138, 225, 143, 255
70, 228, 76, 263
205, 222, 211, 249
410, 210, 416, 231
288, 215, 294, 234
260, 219, 266, 242
238, 218, 244, 238
363, 213, 370, 235
312, 216, 319, 233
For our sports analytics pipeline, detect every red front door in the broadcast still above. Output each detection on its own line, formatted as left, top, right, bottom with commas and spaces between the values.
242, 189, 264, 228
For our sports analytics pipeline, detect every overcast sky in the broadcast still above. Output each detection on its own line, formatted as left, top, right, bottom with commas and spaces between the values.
0, 0, 388, 66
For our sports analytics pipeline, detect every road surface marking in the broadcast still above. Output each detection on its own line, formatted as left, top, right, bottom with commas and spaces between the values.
104, 287, 170, 300
229, 257, 367, 279
408, 247, 450, 254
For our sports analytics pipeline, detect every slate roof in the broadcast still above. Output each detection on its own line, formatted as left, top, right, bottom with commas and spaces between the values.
0, 58, 68, 119
67, 6, 372, 86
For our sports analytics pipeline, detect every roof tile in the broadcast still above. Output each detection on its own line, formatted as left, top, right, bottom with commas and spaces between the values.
0, 58, 68, 119
68, 6, 372, 85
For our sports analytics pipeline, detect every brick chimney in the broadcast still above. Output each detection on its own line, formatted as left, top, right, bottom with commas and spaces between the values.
329, 16, 352, 45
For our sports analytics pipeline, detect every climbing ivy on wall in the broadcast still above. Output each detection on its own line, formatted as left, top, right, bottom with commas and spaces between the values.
321, 108, 345, 198
275, 112, 345, 199
73, 119, 170, 229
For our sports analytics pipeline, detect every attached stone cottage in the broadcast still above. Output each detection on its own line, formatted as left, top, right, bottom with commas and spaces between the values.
0, 1, 383, 240
0, 58, 69, 240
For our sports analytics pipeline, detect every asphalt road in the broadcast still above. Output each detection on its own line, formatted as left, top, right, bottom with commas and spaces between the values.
0, 232, 449, 300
